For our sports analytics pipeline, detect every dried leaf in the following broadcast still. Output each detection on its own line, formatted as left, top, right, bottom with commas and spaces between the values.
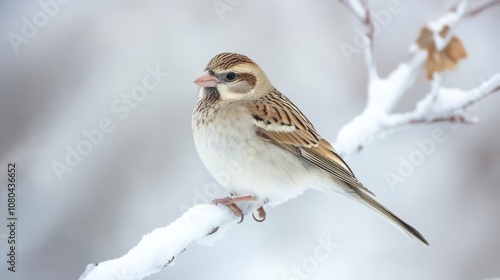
416, 25, 467, 79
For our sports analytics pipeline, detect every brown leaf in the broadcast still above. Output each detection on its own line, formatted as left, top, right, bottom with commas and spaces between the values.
416, 25, 468, 79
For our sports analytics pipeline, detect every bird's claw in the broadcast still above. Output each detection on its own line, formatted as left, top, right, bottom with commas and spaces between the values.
228, 203, 244, 223
252, 206, 266, 222
212, 197, 248, 223
212, 195, 267, 224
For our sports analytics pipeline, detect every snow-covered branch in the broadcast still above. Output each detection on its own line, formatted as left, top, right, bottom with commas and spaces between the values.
78, 203, 259, 280
456, 0, 500, 17
384, 74, 500, 127
335, 0, 500, 156
338, 0, 366, 22
78, 2, 499, 279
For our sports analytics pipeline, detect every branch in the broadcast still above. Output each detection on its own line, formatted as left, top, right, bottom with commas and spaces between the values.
339, 0, 366, 22
78, 3, 500, 279
78, 203, 259, 280
455, 0, 500, 17
382, 74, 500, 130
335, 0, 499, 156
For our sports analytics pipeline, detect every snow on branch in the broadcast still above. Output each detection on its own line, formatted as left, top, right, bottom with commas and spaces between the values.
338, 0, 366, 22
335, 0, 500, 156
78, 203, 259, 280
457, 0, 500, 18
384, 74, 500, 127
79, 2, 499, 279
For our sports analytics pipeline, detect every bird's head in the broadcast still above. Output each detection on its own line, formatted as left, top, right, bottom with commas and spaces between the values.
194, 52, 273, 100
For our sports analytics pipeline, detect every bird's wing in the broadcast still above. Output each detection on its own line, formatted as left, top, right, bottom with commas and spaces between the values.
245, 89, 375, 197
245, 89, 430, 246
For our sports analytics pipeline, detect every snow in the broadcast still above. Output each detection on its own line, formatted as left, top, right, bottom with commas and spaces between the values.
336, 60, 499, 156
334, 1, 499, 157
79, 203, 259, 280
428, 1, 467, 51
335, 51, 427, 155
78, 2, 500, 279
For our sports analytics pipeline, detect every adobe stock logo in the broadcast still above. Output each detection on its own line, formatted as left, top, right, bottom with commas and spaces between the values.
282, 235, 339, 280
7, 0, 72, 54
213, 0, 244, 21
384, 128, 448, 190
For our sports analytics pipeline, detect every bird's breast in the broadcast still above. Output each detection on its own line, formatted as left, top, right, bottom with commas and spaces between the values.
192, 105, 312, 205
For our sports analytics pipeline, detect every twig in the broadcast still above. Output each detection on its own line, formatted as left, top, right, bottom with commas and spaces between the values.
452, 0, 500, 17
382, 74, 500, 130
335, 0, 499, 156
339, 0, 366, 22
361, 0, 377, 79
78, 3, 500, 279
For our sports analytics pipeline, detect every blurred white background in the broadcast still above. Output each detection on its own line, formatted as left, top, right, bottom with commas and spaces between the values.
0, 0, 499, 279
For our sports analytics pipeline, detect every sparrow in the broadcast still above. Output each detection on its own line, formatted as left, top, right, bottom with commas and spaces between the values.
192, 52, 429, 246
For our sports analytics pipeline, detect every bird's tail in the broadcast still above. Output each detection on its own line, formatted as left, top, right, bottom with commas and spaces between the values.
353, 189, 429, 246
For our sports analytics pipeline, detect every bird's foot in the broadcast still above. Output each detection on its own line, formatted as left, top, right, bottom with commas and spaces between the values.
212, 195, 258, 224
252, 206, 266, 222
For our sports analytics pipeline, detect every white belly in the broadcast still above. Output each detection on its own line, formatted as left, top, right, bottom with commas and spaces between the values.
192, 105, 313, 206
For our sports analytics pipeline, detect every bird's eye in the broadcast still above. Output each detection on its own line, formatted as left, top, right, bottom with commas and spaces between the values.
225, 72, 237, 81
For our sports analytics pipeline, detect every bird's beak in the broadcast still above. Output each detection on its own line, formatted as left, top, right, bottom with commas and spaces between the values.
194, 70, 219, 88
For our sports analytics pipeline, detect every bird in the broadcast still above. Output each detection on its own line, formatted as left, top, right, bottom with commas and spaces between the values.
192, 52, 429, 246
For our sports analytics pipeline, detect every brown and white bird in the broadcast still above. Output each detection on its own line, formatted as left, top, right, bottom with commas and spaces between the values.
192, 52, 429, 246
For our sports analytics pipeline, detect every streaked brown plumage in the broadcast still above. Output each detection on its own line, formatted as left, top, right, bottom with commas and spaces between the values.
192, 52, 429, 246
